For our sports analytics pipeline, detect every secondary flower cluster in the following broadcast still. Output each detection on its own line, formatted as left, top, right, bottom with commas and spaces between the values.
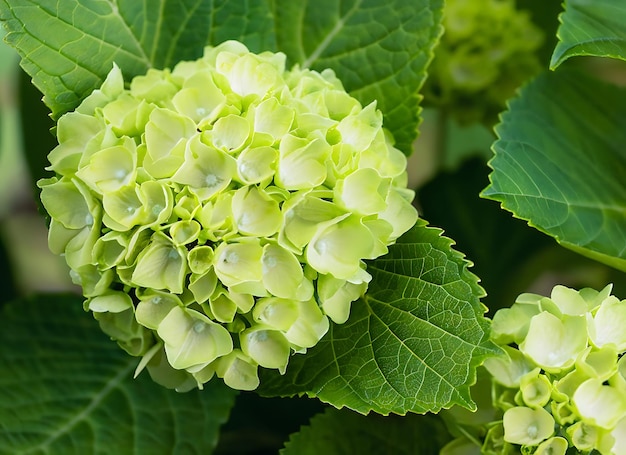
38, 41, 417, 391
474, 285, 626, 455
423, 0, 543, 124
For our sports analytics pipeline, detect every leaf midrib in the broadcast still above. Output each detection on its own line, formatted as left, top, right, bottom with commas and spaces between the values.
18, 358, 136, 455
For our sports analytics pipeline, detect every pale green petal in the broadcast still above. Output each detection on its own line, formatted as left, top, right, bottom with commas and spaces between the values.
240, 327, 290, 372
47, 112, 105, 174
550, 285, 589, 316
285, 298, 329, 349
487, 347, 535, 392
334, 168, 390, 215
169, 220, 201, 246
589, 296, 626, 351
576, 345, 618, 382
276, 135, 330, 190
207, 287, 238, 323
519, 312, 588, 371
76, 138, 137, 194
317, 273, 367, 324
101, 93, 154, 137
519, 369, 552, 409
144, 345, 198, 391
573, 378, 626, 429
92, 231, 128, 270
131, 233, 187, 294
39, 177, 95, 230
203, 40, 249, 64
64, 220, 102, 270
214, 349, 260, 391
86, 291, 133, 313
491, 301, 541, 345
553, 369, 590, 404
188, 246, 214, 275
213, 241, 263, 288
77, 63, 125, 115
611, 417, 626, 455
236, 146, 277, 185
171, 135, 237, 201
252, 297, 299, 332
173, 187, 202, 220
143, 108, 196, 178
566, 421, 599, 452
377, 187, 418, 241
306, 215, 376, 280
93, 308, 152, 356
279, 192, 347, 254
189, 270, 218, 305
261, 243, 303, 299
232, 186, 283, 237
217, 52, 285, 98
172, 70, 226, 123
502, 406, 555, 446
102, 184, 144, 231
207, 114, 250, 152
336, 102, 382, 152
130, 68, 180, 106
251, 97, 294, 140
136, 290, 182, 330
579, 284, 613, 311
534, 437, 568, 455
157, 306, 233, 370
69, 265, 113, 298
138, 180, 174, 226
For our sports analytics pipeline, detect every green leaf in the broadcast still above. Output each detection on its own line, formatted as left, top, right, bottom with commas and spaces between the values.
274, 0, 443, 154
0, 294, 237, 454
281, 408, 451, 455
259, 220, 497, 415
482, 69, 626, 272
551, 0, 626, 69
419, 158, 553, 313
0, 0, 276, 119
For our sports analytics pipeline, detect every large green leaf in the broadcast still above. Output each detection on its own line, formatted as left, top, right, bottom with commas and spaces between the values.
0, 0, 276, 119
259, 220, 497, 415
0, 0, 442, 153
273, 0, 443, 153
281, 408, 451, 455
482, 69, 626, 272
0, 294, 237, 454
551, 0, 626, 69
419, 158, 554, 313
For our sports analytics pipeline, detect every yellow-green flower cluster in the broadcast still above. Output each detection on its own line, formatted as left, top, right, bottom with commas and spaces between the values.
476, 285, 626, 455
38, 41, 417, 391
423, 0, 543, 124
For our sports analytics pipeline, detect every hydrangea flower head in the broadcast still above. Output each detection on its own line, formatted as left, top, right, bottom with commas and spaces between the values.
441, 284, 626, 455
423, 0, 543, 124
38, 41, 418, 391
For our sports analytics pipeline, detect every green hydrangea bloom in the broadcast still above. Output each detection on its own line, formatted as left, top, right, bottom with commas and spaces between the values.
423, 0, 543, 124
38, 41, 418, 391
441, 284, 626, 455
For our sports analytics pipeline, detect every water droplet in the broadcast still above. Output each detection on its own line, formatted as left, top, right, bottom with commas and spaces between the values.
152, 296, 162, 305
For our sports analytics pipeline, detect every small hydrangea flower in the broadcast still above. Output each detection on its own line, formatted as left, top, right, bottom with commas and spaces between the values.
422, 0, 543, 124
38, 41, 418, 391
441, 284, 626, 455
